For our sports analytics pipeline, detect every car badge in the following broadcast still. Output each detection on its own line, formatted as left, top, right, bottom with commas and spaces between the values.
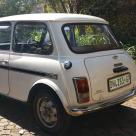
112, 55, 118, 60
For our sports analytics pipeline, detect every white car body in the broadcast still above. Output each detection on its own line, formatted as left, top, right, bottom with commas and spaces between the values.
0, 13, 136, 117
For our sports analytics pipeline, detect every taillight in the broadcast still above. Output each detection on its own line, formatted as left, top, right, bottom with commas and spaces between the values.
73, 77, 90, 104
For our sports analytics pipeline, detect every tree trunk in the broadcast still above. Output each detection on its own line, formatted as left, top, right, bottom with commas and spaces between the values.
50, 0, 58, 12
60, 0, 67, 13
67, 0, 74, 13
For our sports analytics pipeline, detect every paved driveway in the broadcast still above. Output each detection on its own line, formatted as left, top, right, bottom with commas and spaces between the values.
0, 96, 136, 136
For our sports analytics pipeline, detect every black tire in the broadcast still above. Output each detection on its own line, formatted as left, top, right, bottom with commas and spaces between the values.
33, 89, 71, 135
109, 102, 123, 110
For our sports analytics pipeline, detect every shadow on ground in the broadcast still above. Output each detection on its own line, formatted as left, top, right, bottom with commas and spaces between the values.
0, 96, 136, 136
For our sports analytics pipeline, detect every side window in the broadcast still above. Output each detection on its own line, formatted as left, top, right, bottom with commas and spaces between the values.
0, 23, 11, 51
13, 22, 53, 55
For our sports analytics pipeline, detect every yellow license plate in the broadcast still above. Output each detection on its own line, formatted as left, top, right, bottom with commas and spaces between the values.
108, 73, 131, 92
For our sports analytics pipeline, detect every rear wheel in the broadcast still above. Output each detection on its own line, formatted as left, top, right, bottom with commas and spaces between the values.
110, 102, 124, 110
33, 89, 71, 134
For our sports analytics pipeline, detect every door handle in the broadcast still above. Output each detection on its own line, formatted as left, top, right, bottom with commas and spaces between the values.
113, 66, 128, 73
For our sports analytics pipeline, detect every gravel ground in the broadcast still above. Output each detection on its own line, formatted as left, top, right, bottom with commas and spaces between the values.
0, 95, 136, 136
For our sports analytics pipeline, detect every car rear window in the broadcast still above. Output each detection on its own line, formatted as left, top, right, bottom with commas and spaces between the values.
62, 23, 121, 54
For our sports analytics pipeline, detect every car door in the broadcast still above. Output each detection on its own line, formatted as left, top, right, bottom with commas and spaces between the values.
0, 22, 11, 95
8, 22, 55, 101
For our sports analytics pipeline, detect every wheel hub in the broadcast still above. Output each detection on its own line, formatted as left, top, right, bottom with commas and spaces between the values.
37, 97, 58, 128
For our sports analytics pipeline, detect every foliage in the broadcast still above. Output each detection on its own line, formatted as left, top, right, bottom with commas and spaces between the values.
76, 34, 109, 46
88, 0, 136, 46
31, 31, 42, 42
36, 0, 90, 13
127, 46, 136, 59
0, 0, 37, 16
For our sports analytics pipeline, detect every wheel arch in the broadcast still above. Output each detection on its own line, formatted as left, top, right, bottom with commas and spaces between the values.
27, 79, 69, 112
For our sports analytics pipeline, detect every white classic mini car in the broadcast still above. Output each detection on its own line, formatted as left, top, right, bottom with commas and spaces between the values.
0, 13, 135, 134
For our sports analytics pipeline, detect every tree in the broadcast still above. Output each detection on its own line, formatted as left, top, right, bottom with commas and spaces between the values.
88, 0, 136, 44
37, 0, 90, 13
0, 0, 37, 17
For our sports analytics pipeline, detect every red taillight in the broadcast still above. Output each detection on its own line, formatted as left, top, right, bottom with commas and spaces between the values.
73, 77, 90, 104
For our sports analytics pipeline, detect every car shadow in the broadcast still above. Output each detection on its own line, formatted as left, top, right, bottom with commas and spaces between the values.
0, 96, 136, 136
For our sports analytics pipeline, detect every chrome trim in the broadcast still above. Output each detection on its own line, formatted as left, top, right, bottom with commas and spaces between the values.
69, 89, 136, 116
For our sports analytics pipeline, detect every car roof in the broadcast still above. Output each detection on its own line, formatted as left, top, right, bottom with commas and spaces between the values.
0, 13, 108, 24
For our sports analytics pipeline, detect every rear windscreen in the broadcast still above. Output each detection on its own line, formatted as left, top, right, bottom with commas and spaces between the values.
62, 23, 121, 54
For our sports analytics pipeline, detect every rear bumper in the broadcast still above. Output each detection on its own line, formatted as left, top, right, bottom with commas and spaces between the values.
68, 89, 136, 116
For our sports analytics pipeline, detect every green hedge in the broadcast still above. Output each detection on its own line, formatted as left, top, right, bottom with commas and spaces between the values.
89, 0, 136, 46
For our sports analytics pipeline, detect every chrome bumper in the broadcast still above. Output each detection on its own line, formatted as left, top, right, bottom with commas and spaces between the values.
69, 89, 136, 116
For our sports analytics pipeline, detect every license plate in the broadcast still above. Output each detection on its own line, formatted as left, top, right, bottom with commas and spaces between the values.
108, 73, 131, 92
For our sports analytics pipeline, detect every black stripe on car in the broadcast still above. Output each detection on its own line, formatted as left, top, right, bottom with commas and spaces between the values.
0, 65, 58, 80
